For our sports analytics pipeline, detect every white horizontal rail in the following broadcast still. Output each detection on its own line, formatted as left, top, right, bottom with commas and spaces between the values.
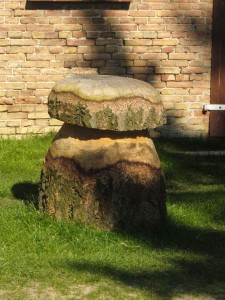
203, 104, 225, 113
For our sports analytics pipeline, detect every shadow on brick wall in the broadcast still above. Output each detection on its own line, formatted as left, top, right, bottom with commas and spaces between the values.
25, 1, 156, 81
25, 0, 211, 82
25, 0, 212, 137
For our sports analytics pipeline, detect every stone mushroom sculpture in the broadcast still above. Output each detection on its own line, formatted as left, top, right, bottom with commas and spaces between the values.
38, 75, 167, 232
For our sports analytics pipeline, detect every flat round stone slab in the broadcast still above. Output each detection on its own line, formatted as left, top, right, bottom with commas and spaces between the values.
48, 75, 166, 131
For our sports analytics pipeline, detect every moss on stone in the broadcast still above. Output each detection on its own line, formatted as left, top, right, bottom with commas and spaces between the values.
95, 107, 118, 130
38, 164, 83, 221
48, 98, 60, 119
124, 107, 144, 130
57, 102, 91, 128
144, 108, 159, 128
70, 102, 91, 127
144, 108, 167, 128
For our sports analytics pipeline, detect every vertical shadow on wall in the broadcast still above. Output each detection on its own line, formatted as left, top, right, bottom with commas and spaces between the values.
25, 1, 155, 81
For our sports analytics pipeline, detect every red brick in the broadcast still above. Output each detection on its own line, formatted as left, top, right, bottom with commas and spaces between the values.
27, 25, 54, 31
133, 60, 146, 67
7, 121, 21, 127
193, 81, 209, 88
162, 46, 174, 53
15, 98, 42, 104
103, 11, 128, 17
112, 24, 138, 32
83, 24, 111, 32
40, 39, 66, 46
113, 53, 137, 60
27, 54, 55, 61
105, 60, 119, 67
175, 61, 189, 67
0, 97, 12, 105
138, 24, 165, 31
132, 46, 147, 53
130, 67, 154, 74
106, 46, 118, 53
7, 112, 27, 119
0, 127, 16, 135
45, 32, 59, 39
185, 61, 204, 68
157, 29, 171, 37
167, 81, 193, 88
56, 54, 83, 61
10, 39, 36, 46
155, 67, 180, 74
129, 11, 156, 17
28, 112, 49, 120
49, 47, 64, 54
91, 61, 106, 68
190, 88, 205, 95
183, 67, 209, 74
7, 46, 34, 54
175, 75, 190, 81
64, 61, 78, 68
77, 46, 105, 54
153, 39, 179, 46
0, 25, 26, 31
133, 18, 148, 25
169, 53, 195, 60
99, 67, 126, 75
84, 53, 111, 61
175, 89, 190, 95
140, 53, 168, 60
194, 110, 205, 117
130, 32, 145, 38
96, 39, 123, 46
124, 39, 153, 46
54, 24, 82, 31
0, 54, 25, 61
67, 39, 95, 46
157, 10, 181, 18
21, 105, 35, 112
162, 75, 175, 81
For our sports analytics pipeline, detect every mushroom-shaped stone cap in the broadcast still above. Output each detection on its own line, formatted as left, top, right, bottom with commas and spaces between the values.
48, 74, 166, 131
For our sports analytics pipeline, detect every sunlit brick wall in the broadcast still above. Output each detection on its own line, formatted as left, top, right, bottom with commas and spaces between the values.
0, 0, 212, 138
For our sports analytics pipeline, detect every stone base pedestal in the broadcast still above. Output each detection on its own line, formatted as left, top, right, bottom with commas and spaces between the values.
38, 123, 166, 231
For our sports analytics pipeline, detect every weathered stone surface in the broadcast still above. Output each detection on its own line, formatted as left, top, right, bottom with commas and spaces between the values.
48, 75, 166, 131
38, 123, 167, 231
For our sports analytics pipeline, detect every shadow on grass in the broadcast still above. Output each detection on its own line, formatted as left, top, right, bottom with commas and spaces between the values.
65, 139, 225, 299
168, 191, 225, 226
67, 259, 224, 299
155, 138, 225, 187
66, 219, 225, 299
11, 181, 38, 207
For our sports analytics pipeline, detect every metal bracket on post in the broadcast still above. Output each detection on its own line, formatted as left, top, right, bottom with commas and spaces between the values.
202, 104, 225, 114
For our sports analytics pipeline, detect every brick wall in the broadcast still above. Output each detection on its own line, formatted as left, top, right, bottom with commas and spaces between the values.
0, 0, 212, 138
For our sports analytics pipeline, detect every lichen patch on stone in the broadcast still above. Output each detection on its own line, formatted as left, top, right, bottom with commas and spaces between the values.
95, 106, 118, 130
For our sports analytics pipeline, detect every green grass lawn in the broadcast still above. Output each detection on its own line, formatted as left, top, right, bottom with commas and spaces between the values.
0, 134, 225, 300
